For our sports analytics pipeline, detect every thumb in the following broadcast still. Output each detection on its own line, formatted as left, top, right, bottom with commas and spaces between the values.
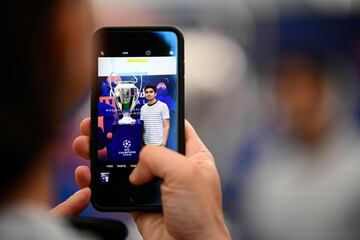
50, 187, 91, 216
129, 145, 186, 185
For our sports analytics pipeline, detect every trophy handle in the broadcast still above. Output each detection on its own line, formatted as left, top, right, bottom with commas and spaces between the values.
130, 88, 139, 113
115, 96, 122, 112
133, 74, 142, 113
138, 74, 143, 93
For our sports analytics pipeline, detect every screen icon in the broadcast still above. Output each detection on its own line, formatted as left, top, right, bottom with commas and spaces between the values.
123, 140, 132, 149
169, 50, 174, 55
145, 50, 151, 56
100, 172, 110, 183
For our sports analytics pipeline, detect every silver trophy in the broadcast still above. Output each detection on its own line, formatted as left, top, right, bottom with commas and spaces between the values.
109, 73, 143, 125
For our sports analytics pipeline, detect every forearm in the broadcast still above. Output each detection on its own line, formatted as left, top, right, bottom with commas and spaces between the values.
211, 223, 232, 240
162, 119, 170, 145
163, 126, 170, 145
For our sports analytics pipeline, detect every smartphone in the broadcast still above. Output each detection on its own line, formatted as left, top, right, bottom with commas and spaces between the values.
90, 26, 184, 211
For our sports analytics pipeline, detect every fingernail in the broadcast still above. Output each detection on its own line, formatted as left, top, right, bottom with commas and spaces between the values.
129, 168, 138, 183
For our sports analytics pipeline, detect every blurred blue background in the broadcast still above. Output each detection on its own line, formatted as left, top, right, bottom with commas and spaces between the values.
52, 1, 360, 239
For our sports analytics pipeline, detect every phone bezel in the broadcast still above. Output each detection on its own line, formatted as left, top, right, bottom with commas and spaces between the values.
90, 26, 185, 212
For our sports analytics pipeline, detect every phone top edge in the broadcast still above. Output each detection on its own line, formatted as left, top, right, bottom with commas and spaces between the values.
93, 26, 184, 42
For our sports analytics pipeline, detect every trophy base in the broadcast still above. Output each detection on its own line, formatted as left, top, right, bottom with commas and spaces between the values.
118, 116, 136, 125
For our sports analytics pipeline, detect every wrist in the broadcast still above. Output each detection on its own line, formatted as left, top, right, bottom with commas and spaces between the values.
194, 217, 231, 240
195, 230, 231, 240
208, 223, 231, 240
214, 226, 232, 240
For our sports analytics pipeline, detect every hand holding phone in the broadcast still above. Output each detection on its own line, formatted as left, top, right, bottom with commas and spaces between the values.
73, 119, 231, 240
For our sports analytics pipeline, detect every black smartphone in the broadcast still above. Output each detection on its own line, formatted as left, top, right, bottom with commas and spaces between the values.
90, 26, 184, 211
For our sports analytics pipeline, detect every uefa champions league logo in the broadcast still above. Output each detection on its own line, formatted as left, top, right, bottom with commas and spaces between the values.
123, 140, 131, 149
119, 139, 136, 156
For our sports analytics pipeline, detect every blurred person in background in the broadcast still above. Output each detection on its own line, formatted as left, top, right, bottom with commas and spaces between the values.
1, 0, 95, 238
224, 51, 360, 240
22, 0, 360, 239
1, 0, 231, 239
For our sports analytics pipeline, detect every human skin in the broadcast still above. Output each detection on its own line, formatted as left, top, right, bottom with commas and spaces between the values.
72, 118, 232, 240
145, 88, 157, 103
162, 119, 170, 146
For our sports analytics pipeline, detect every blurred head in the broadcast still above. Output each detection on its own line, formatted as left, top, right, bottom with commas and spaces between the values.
144, 85, 157, 101
1, 0, 92, 203
274, 53, 337, 144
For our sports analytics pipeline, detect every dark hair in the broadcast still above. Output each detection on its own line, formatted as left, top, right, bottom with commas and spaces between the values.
276, 51, 326, 78
1, 0, 62, 197
144, 85, 157, 93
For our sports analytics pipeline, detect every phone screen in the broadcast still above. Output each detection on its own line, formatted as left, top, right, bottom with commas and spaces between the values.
91, 27, 184, 211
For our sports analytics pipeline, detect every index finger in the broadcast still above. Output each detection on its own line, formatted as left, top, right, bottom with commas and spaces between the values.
80, 117, 90, 136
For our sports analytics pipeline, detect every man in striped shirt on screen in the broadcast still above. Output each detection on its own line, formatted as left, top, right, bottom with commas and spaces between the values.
140, 85, 170, 146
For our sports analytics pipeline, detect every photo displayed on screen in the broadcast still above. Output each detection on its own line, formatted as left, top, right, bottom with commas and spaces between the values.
97, 37, 178, 169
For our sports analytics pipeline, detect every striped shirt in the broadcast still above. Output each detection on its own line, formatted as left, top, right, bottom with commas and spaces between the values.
140, 100, 170, 145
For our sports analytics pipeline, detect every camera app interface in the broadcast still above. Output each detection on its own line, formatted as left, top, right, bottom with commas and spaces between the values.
96, 31, 178, 184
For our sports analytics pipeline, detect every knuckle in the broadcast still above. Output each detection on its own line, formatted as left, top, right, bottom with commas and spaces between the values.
139, 145, 151, 162
176, 160, 197, 180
